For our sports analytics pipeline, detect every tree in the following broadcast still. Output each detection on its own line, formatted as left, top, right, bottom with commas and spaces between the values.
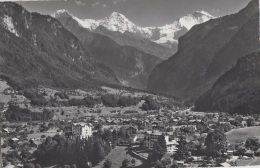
121, 158, 129, 168
71, 164, 77, 168
24, 163, 35, 168
20, 148, 31, 162
171, 160, 178, 168
245, 137, 260, 151
247, 117, 255, 127
236, 146, 246, 155
154, 160, 163, 168
103, 159, 112, 168
131, 159, 136, 166
205, 129, 227, 158
35, 164, 41, 168
174, 135, 190, 160
153, 135, 167, 160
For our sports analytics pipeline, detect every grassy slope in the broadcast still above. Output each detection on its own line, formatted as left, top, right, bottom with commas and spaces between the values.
93, 146, 142, 168
226, 126, 260, 144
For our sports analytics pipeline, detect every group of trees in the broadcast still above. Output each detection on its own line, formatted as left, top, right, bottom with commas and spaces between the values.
101, 94, 140, 107
5, 105, 54, 121
97, 126, 133, 146
245, 137, 260, 151
54, 92, 69, 99
204, 129, 228, 159
47, 94, 140, 108
23, 89, 48, 106
34, 134, 111, 167
141, 96, 161, 111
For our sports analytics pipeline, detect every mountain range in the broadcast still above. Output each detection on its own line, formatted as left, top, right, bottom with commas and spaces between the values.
54, 10, 162, 89
0, 0, 259, 115
53, 10, 214, 59
147, 0, 259, 102
0, 2, 120, 90
195, 52, 260, 114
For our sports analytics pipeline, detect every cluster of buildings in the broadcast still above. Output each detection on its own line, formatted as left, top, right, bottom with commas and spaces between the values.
65, 122, 93, 139
144, 131, 178, 153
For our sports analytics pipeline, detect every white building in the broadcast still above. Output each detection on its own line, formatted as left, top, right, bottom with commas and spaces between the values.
144, 131, 178, 153
65, 122, 92, 139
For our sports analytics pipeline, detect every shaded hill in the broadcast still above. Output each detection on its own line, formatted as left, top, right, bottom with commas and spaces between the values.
147, 0, 259, 102
0, 2, 120, 90
195, 52, 260, 114
94, 26, 174, 60
54, 11, 162, 89
89, 34, 162, 89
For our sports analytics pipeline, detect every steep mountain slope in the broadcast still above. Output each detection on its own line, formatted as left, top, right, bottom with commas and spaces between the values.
53, 11, 162, 89
54, 10, 214, 58
0, 2, 120, 90
195, 52, 260, 114
88, 34, 162, 89
93, 26, 174, 60
147, 0, 259, 102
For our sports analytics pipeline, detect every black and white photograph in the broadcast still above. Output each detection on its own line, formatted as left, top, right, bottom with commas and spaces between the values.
0, 0, 259, 167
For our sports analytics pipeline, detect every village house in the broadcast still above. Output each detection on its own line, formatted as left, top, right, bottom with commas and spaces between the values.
144, 131, 178, 153
65, 122, 92, 139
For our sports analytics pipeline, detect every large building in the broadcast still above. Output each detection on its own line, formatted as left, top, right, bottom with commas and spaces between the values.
65, 122, 92, 139
144, 131, 178, 153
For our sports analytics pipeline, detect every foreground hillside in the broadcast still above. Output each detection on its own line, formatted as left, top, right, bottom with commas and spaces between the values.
148, 0, 259, 102
195, 52, 260, 114
0, 2, 120, 90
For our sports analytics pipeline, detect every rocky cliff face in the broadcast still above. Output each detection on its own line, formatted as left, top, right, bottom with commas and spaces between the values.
0, 2, 120, 89
147, 0, 259, 102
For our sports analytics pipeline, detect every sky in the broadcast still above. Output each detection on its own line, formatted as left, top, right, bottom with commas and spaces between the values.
14, 0, 252, 27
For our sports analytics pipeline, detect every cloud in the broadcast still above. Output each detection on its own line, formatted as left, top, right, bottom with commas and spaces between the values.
91, 1, 100, 7
112, 0, 126, 5
102, 4, 108, 7
74, 0, 87, 6
211, 8, 221, 15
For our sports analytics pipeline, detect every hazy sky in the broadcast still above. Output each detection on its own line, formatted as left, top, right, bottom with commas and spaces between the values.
17, 0, 252, 27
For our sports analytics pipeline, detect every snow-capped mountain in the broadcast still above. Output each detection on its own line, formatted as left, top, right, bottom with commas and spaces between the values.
53, 10, 215, 48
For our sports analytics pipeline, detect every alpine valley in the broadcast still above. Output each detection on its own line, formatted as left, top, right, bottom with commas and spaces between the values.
1, 0, 260, 168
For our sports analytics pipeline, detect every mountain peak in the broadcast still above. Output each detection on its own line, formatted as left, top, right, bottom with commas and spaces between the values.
107, 11, 129, 22
193, 11, 214, 18
52, 9, 71, 18
110, 12, 125, 17
177, 11, 215, 30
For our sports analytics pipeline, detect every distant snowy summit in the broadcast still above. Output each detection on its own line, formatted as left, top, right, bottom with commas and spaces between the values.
53, 10, 215, 48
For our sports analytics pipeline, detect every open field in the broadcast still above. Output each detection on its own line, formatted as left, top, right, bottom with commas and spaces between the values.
237, 157, 260, 166
29, 100, 147, 120
0, 80, 11, 104
27, 132, 58, 139
0, 80, 9, 92
226, 126, 260, 143
93, 146, 142, 168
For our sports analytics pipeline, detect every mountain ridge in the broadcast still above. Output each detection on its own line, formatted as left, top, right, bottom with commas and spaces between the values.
53, 9, 214, 56
0, 2, 120, 90
54, 11, 162, 89
147, 0, 259, 102
195, 52, 260, 114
